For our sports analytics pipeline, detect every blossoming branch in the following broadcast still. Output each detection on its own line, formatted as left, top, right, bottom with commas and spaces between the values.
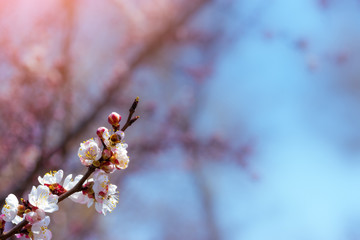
0, 97, 140, 240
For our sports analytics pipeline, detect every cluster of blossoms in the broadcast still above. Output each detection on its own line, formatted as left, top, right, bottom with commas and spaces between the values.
0, 173, 66, 239
0, 99, 139, 240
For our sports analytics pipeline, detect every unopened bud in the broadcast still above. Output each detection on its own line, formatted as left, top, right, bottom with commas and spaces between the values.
96, 127, 107, 139
131, 97, 139, 111
102, 149, 112, 159
108, 112, 121, 127
100, 161, 116, 174
109, 156, 119, 165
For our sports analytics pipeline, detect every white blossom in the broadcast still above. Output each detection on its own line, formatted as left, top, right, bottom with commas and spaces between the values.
111, 143, 129, 170
78, 138, 102, 166
63, 174, 80, 191
92, 170, 109, 199
94, 184, 118, 215
98, 128, 130, 170
39, 170, 82, 196
28, 186, 58, 213
38, 170, 64, 185
92, 170, 118, 215
1, 194, 19, 222
31, 216, 52, 240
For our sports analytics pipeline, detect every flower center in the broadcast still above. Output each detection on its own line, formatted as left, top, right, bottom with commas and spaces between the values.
45, 184, 67, 196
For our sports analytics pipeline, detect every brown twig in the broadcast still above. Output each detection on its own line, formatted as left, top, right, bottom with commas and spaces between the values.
58, 166, 96, 202
121, 97, 139, 132
0, 220, 28, 240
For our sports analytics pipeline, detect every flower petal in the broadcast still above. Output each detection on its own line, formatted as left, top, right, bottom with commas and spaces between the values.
54, 170, 63, 184
63, 174, 73, 190
1, 194, 19, 221
28, 186, 38, 207
29, 186, 58, 213
32, 216, 51, 240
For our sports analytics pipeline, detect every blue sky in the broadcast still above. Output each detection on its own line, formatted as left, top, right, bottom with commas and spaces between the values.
205, 1, 360, 239
103, 1, 360, 239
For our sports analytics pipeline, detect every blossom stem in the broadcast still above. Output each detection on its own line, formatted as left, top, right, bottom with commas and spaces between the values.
59, 166, 96, 202
0, 166, 96, 239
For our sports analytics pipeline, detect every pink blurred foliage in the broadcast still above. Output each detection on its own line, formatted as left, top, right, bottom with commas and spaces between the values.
0, 0, 255, 239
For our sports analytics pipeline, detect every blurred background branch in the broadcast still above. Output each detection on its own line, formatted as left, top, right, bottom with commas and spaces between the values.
4, 0, 356, 240
0, 0, 250, 239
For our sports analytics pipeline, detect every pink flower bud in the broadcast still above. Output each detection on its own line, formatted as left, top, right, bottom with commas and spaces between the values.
100, 161, 116, 174
25, 209, 46, 224
109, 156, 119, 165
25, 212, 36, 224
35, 209, 45, 220
102, 149, 112, 159
108, 112, 121, 127
96, 127, 107, 139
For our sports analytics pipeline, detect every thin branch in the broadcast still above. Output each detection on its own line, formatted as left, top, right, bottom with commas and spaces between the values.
58, 166, 95, 202
0, 220, 27, 240
0, 166, 96, 240
121, 97, 139, 132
